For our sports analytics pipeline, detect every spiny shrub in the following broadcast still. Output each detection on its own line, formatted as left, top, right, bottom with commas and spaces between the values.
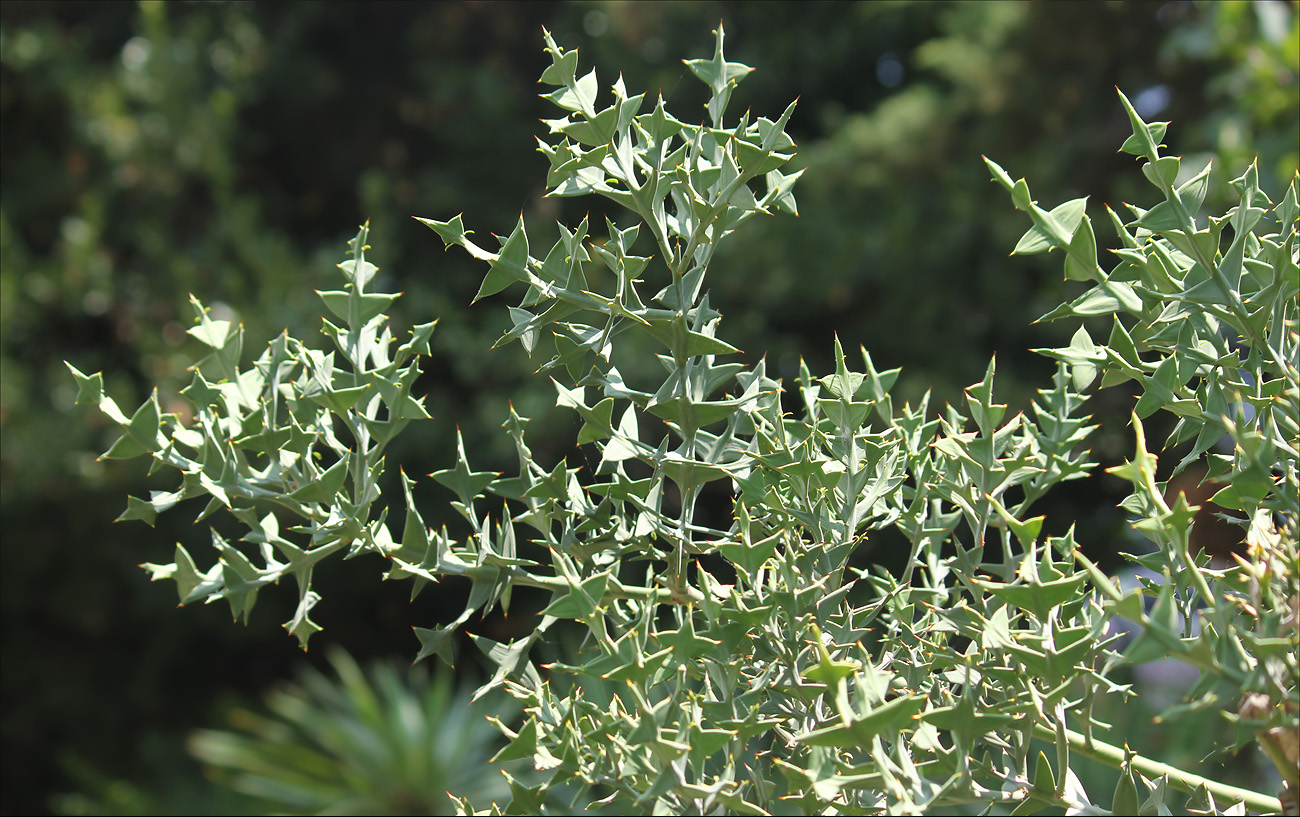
69, 26, 1297, 816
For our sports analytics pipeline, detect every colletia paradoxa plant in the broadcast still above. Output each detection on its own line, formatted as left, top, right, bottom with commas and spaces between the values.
68, 26, 1297, 816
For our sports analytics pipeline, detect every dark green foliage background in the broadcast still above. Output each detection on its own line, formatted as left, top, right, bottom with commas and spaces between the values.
1, 1, 1295, 813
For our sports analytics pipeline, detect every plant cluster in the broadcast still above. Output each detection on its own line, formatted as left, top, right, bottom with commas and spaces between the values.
188, 647, 520, 815
69, 27, 1297, 815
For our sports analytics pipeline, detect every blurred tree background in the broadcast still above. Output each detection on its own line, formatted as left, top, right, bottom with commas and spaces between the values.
1, 1, 1295, 813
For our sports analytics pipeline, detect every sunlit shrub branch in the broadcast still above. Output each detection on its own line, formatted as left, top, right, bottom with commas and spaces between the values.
69, 25, 1297, 816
